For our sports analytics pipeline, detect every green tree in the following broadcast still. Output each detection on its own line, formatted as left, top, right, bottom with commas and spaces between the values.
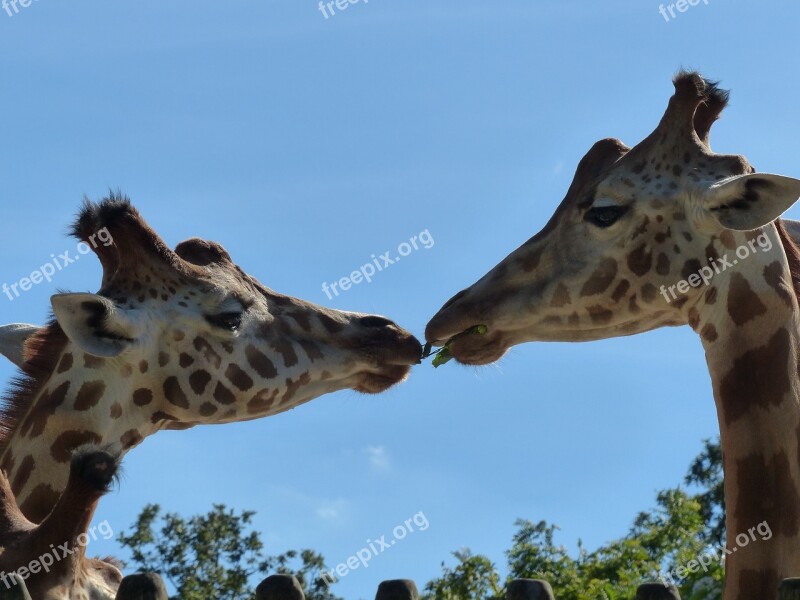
423, 549, 503, 600
118, 504, 341, 600
685, 438, 725, 547
425, 438, 726, 600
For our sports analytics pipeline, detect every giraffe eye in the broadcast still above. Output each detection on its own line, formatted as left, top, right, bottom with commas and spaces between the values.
585, 205, 628, 228
206, 312, 243, 331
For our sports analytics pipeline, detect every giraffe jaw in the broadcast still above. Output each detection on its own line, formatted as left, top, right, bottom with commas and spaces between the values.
353, 333, 422, 392
355, 365, 415, 393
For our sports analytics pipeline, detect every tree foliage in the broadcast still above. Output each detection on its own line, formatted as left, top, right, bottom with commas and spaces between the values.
118, 504, 341, 600
424, 438, 725, 600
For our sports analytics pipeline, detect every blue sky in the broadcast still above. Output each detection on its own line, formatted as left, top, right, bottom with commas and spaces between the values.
1, 1, 799, 598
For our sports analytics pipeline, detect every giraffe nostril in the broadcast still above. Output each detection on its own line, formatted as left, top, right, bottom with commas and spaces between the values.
358, 316, 395, 329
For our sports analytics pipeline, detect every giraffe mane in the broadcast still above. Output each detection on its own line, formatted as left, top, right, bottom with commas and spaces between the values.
0, 320, 69, 455
775, 219, 800, 305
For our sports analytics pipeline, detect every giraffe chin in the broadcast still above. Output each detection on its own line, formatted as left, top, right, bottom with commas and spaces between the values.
355, 365, 413, 393
446, 332, 509, 366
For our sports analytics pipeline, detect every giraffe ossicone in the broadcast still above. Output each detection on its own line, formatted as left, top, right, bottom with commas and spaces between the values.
426, 72, 800, 600
0, 196, 422, 533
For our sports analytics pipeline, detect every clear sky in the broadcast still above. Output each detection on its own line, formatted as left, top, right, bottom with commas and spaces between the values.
1, 1, 799, 598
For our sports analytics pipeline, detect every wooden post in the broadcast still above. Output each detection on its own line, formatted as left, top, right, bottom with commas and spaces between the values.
635, 582, 681, 599
255, 575, 305, 600
0, 574, 32, 600
779, 578, 800, 600
115, 573, 168, 600
506, 579, 556, 599
375, 579, 420, 599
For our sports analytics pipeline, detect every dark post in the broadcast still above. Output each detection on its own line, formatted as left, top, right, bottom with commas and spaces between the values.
506, 579, 556, 599
375, 579, 420, 599
779, 578, 800, 600
115, 573, 169, 600
635, 582, 681, 599
255, 575, 305, 600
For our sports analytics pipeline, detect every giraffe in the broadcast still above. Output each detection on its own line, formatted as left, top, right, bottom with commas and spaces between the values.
0, 445, 122, 600
0, 196, 422, 529
425, 72, 800, 600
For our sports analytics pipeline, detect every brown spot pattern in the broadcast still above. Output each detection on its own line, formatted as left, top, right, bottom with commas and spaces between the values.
163, 376, 189, 409
12, 456, 35, 491
189, 370, 212, 395
550, 284, 571, 307
225, 364, 254, 391
74, 380, 106, 411
735, 451, 800, 537
281, 373, 311, 405
214, 382, 236, 405
56, 353, 73, 374
641, 284, 657, 303
133, 389, 153, 407
199, 402, 218, 417
271, 339, 298, 368
246, 345, 278, 379
299, 340, 324, 362
718, 328, 792, 424
580, 259, 618, 297
586, 305, 613, 325
21, 381, 71, 438
248, 389, 278, 414
50, 430, 103, 463
120, 429, 143, 449
727, 273, 767, 326
700, 324, 718, 343
627, 244, 652, 276
610, 280, 630, 303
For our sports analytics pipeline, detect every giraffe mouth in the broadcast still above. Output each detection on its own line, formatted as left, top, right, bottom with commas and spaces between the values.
426, 326, 509, 366
354, 333, 422, 393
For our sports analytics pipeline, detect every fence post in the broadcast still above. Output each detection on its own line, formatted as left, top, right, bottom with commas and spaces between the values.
506, 579, 556, 599
375, 579, 420, 599
0, 574, 32, 600
255, 575, 305, 600
779, 578, 800, 599
635, 583, 681, 599
115, 573, 168, 600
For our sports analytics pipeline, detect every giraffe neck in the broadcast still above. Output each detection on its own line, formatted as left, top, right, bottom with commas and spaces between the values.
0, 349, 156, 523
695, 227, 800, 600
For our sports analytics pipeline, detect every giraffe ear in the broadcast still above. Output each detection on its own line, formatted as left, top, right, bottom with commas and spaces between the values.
703, 173, 800, 231
51, 293, 139, 358
0, 324, 40, 368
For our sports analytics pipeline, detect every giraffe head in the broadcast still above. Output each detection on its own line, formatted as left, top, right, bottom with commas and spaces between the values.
0, 197, 422, 522
0, 446, 122, 600
426, 72, 800, 364
42, 197, 420, 407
